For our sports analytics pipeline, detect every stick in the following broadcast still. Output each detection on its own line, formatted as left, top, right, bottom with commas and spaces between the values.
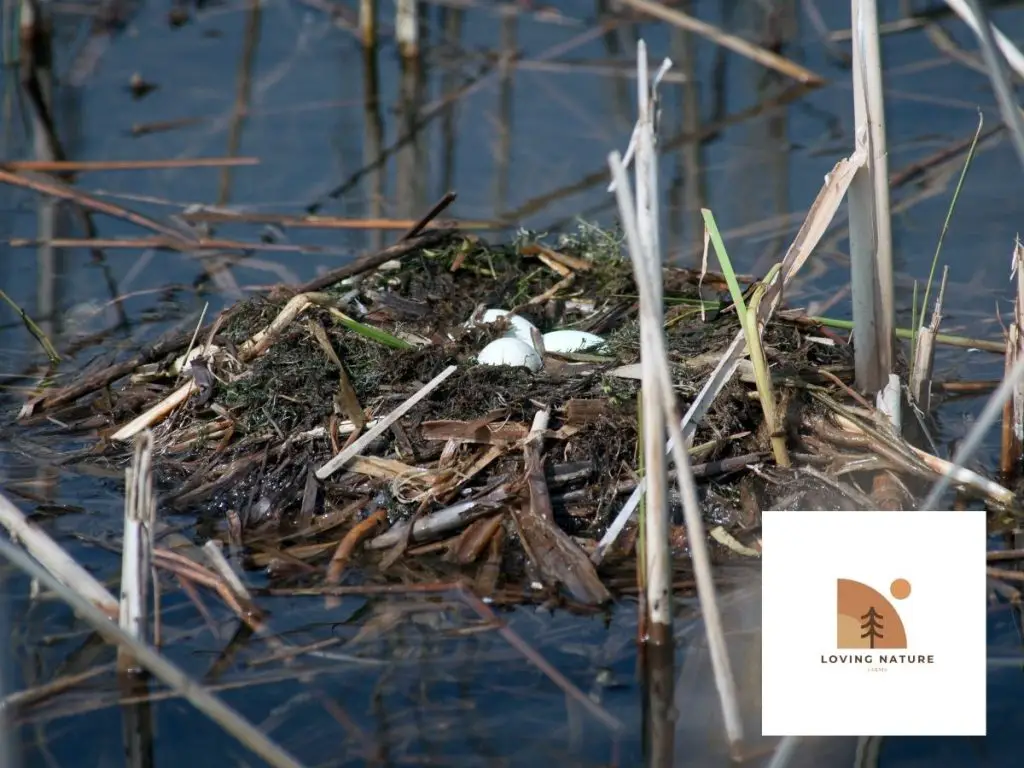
848, 0, 894, 393
316, 365, 458, 480
617, 0, 824, 84
0, 491, 119, 618
610, 149, 745, 756
296, 230, 453, 293
4, 157, 260, 171
921, 355, 1024, 510
0, 536, 305, 768
119, 431, 156, 673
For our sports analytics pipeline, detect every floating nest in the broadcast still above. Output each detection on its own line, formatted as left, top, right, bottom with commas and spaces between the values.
14, 225, 1018, 610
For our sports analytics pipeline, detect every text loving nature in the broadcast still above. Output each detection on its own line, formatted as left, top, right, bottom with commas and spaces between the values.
821, 654, 935, 664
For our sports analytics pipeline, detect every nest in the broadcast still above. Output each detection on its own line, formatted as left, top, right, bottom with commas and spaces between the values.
14, 226, 1014, 610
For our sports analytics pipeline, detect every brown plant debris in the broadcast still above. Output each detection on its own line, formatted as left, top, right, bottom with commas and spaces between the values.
12, 223, 1016, 610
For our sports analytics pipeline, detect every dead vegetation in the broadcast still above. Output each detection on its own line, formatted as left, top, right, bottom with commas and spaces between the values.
11, 223, 1018, 618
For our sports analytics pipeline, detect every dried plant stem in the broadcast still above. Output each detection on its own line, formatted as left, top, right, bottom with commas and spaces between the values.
630, 41, 672, 641
359, 0, 378, 48
921, 355, 1024, 511
395, 0, 418, 60
0, 536, 305, 768
610, 149, 744, 753
848, 0, 894, 394
618, 0, 823, 84
5, 157, 259, 171
0, 491, 119, 617
909, 267, 948, 411
317, 365, 458, 480
118, 431, 157, 673
954, 0, 1024, 172
1003, 241, 1024, 478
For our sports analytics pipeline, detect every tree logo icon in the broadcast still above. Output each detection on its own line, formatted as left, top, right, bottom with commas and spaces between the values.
837, 578, 911, 649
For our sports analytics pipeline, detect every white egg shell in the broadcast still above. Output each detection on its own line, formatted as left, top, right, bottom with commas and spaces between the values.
468, 308, 539, 348
541, 330, 607, 354
172, 344, 221, 376
476, 337, 542, 372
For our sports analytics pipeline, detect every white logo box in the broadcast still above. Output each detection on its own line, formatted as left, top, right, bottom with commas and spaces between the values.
761, 509, 987, 737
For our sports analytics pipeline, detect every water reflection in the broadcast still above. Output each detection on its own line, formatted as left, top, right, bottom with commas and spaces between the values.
2, 1, 1024, 765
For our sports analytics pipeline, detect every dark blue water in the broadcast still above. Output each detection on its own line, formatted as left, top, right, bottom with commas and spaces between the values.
2, 0, 1024, 765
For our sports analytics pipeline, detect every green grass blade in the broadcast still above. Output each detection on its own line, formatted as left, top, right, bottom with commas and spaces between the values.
700, 209, 748, 333
0, 288, 60, 364
918, 110, 983, 331
328, 309, 413, 350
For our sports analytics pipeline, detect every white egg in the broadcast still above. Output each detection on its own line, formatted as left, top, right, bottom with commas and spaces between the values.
467, 308, 539, 348
476, 337, 542, 372
541, 330, 607, 354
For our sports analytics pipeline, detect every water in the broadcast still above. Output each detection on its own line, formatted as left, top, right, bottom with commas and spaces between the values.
2, 0, 1023, 765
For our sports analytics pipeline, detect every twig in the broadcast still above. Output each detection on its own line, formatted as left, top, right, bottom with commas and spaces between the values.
513, 410, 610, 605
118, 431, 157, 673
325, 508, 386, 595
610, 147, 744, 753
848, 0, 894, 393
4, 157, 260, 171
617, 0, 823, 84
0, 491, 119, 618
110, 380, 198, 442
0, 536, 306, 768
316, 365, 458, 480
396, 190, 456, 240
0, 168, 196, 245
922, 353, 1024, 509
295, 230, 453, 293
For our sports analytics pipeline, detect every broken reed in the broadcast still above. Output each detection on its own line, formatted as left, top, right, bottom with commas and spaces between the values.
848, 0, 895, 395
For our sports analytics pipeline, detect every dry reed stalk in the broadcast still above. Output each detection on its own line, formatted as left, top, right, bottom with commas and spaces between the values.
848, 0, 894, 394
5, 157, 259, 171
0, 491, 119, 618
513, 409, 610, 606
0, 536, 305, 768
0, 168, 196, 245
110, 380, 197, 442
395, 0, 418, 59
359, 0, 378, 48
909, 266, 948, 412
942, 0, 1024, 80
202, 541, 252, 601
5, 236, 321, 252
617, 0, 823, 84
630, 42, 672, 642
923, 354, 1024, 510
594, 141, 868, 565
367, 487, 510, 550
317, 365, 458, 480
180, 210, 489, 230
118, 431, 157, 673
610, 148, 744, 753
1002, 241, 1024, 478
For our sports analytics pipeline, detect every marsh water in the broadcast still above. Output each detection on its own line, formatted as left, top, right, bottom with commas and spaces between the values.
2, 0, 1024, 765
